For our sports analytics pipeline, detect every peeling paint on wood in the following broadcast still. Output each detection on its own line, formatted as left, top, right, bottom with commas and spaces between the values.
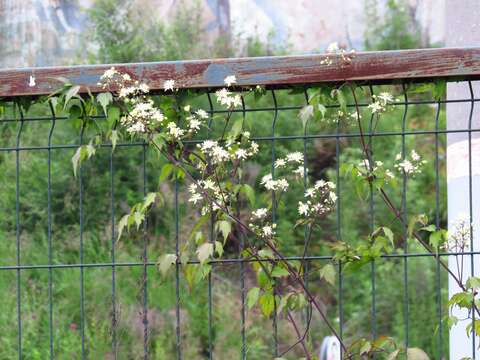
1, 48, 480, 97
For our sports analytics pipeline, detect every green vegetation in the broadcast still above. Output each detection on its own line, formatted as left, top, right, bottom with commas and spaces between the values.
0, 0, 450, 358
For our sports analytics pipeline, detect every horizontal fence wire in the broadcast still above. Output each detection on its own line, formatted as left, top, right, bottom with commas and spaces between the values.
0, 71, 478, 359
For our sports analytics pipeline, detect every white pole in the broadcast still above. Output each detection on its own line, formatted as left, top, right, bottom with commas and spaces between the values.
446, 1, 480, 358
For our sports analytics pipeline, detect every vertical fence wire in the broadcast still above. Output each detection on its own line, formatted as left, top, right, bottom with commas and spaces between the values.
47, 102, 56, 360
401, 83, 409, 350
15, 103, 24, 360
467, 81, 476, 359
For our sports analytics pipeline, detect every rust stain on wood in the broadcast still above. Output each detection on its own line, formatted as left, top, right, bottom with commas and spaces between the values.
1, 48, 480, 97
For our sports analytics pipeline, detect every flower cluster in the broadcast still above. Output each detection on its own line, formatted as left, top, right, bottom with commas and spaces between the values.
356, 158, 395, 181
320, 42, 356, 66
274, 152, 305, 179
443, 213, 472, 252
368, 92, 395, 114
249, 207, 277, 239
99, 69, 211, 138
188, 180, 228, 215
394, 150, 426, 176
215, 75, 242, 108
260, 174, 289, 192
297, 180, 337, 219
197, 134, 259, 166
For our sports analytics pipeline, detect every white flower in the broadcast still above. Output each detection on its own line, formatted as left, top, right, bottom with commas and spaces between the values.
166, 122, 185, 139
326, 42, 339, 53
164, 79, 175, 91
305, 188, 315, 198
286, 152, 304, 163
277, 178, 289, 191
252, 208, 268, 219
262, 224, 276, 237
298, 202, 310, 216
368, 102, 384, 114
411, 149, 420, 161
235, 148, 248, 160
189, 193, 202, 205
275, 159, 286, 168
444, 213, 472, 252
188, 183, 198, 194
122, 73, 131, 81
189, 119, 202, 132
292, 166, 305, 178
215, 88, 242, 108
202, 179, 216, 190
196, 109, 209, 119
250, 142, 259, 154
126, 122, 145, 134
377, 92, 394, 103
101, 67, 118, 80
184, 105, 191, 112
224, 75, 237, 87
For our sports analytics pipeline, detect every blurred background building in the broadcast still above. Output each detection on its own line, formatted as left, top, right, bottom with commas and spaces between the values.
0, 0, 445, 68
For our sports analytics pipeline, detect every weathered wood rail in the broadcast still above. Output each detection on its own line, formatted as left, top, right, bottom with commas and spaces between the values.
1, 47, 480, 97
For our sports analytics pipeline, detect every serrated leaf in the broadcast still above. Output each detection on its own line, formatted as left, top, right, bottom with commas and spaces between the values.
215, 241, 224, 258
317, 103, 327, 119
133, 211, 144, 230
196, 242, 214, 264
117, 214, 130, 241
215, 220, 231, 243
319, 263, 336, 285
64, 85, 81, 109
157, 254, 177, 278
299, 105, 314, 129
110, 130, 118, 152
97, 92, 113, 116
143, 192, 157, 210
467, 276, 480, 290
247, 287, 260, 309
259, 291, 275, 317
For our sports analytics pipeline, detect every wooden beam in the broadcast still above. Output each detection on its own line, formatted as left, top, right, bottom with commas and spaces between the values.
1, 47, 480, 97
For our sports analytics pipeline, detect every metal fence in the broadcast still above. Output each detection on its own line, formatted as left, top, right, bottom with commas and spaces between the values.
0, 48, 479, 359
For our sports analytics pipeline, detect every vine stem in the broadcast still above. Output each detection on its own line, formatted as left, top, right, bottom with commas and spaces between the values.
155, 144, 348, 353
348, 84, 480, 320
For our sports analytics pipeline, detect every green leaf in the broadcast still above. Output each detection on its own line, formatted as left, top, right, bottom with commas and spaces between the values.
241, 184, 255, 207
110, 130, 118, 152
230, 118, 243, 138
72, 147, 83, 178
317, 103, 327, 119
271, 266, 289, 278
360, 340, 371, 355
408, 214, 428, 238
319, 263, 336, 285
215, 220, 231, 243
420, 224, 437, 232
259, 291, 275, 317
97, 92, 113, 115
215, 241, 224, 258
406, 348, 430, 360
159, 163, 174, 182
133, 211, 145, 230
196, 242, 214, 264
143, 192, 157, 210
429, 229, 447, 249
299, 105, 314, 129
107, 106, 120, 127
157, 254, 177, 278
64, 85, 81, 109
117, 214, 130, 241
247, 287, 260, 309
467, 276, 480, 290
